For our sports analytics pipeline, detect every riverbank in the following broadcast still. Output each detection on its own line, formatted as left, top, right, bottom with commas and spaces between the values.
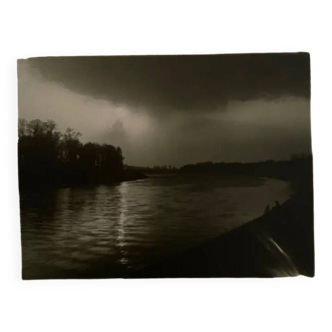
129, 188, 314, 278
19, 168, 147, 191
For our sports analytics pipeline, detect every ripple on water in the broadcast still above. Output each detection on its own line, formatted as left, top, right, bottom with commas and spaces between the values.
20, 175, 292, 278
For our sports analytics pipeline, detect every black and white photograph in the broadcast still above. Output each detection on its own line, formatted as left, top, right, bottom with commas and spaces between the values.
18, 53, 314, 279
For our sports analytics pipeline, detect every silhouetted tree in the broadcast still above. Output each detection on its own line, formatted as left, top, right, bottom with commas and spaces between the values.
18, 119, 127, 188
61, 128, 82, 166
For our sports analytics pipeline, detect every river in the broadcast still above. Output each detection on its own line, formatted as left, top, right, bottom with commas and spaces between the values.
20, 174, 292, 279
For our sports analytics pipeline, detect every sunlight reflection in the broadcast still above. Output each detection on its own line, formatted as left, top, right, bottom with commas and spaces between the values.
116, 182, 129, 265
54, 187, 74, 222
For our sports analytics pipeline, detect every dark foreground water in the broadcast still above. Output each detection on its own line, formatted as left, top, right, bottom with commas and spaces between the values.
20, 174, 292, 279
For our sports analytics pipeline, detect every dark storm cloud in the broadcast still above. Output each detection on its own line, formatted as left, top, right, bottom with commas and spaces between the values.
18, 54, 311, 166
24, 53, 310, 113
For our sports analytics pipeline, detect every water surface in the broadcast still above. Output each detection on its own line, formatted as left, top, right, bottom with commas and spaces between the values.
20, 174, 292, 278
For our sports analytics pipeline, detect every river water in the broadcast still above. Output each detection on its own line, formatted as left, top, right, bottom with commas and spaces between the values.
20, 174, 292, 278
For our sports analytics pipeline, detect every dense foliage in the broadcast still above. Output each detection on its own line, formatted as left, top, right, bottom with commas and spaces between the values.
18, 119, 125, 188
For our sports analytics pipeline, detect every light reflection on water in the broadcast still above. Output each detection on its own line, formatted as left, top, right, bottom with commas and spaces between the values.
20, 175, 292, 278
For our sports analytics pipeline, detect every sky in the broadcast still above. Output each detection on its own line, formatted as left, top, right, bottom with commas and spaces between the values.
17, 53, 311, 167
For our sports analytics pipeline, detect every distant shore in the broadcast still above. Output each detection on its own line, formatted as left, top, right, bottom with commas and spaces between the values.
128, 186, 314, 278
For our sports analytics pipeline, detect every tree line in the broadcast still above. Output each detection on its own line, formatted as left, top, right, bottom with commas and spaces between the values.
18, 119, 142, 189
180, 155, 313, 194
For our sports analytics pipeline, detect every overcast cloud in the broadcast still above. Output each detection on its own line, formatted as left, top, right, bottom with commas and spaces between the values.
17, 54, 311, 167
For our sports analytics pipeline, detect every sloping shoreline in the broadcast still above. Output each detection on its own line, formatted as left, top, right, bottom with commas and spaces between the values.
128, 192, 314, 278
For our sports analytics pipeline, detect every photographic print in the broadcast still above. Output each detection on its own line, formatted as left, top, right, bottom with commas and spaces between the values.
17, 53, 314, 279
